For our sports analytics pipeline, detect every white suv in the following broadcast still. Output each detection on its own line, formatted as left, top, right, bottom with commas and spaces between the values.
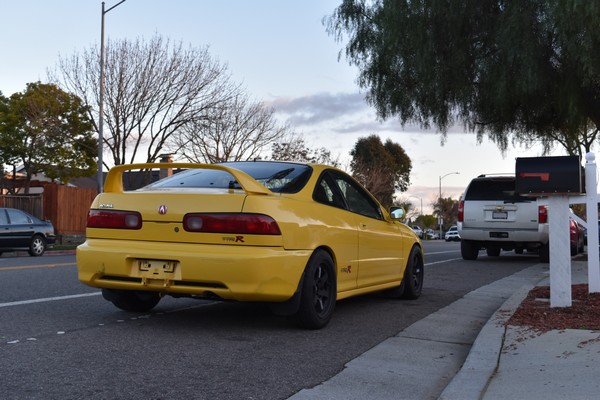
457, 175, 549, 262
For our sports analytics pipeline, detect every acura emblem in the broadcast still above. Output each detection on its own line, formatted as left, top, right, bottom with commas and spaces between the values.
158, 205, 167, 215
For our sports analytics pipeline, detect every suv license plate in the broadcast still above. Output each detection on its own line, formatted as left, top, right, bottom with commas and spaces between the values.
492, 211, 508, 219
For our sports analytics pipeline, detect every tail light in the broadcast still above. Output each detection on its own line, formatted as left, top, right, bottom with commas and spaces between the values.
457, 200, 464, 222
87, 209, 142, 229
538, 205, 548, 224
183, 213, 281, 235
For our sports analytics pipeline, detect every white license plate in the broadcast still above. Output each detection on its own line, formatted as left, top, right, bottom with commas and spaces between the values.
492, 211, 508, 219
139, 259, 177, 274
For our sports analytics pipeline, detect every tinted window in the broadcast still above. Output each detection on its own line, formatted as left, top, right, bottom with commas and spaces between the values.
7, 209, 32, 224
147, 169, 237, 190
145, 162, 312, 194
465, 178, 532, 202
0, 210, 8, 225
314, 175, 347, 209
223, 162, 312, 193
330, 172, 383, 219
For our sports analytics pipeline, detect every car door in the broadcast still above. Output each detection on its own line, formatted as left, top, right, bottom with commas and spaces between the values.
329, 172, 405, 288
313, 174, 359, 293
6, 209, 35, 247
0, 209, 12, 248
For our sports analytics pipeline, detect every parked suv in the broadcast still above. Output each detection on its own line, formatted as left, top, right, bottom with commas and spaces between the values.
457, 175, 549, 262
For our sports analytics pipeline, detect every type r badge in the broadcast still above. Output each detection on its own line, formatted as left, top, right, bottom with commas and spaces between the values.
158, 205, 168, 215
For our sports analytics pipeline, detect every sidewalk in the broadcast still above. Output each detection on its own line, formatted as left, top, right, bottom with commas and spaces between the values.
442, 260, 600, 400
289, 260, 600, 400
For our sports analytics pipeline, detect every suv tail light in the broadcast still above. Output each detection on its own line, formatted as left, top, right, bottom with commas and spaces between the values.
183, 213, 281, 235
458, 200, 464, 222
538, 205, 548, 224
87, 210, 142, 229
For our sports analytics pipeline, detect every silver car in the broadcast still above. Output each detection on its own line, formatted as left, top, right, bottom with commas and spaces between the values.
457, 175, 549, 261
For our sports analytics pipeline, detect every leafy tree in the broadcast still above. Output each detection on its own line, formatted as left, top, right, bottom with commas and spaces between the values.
0, 92, 9, 191
350, 134, 411, 207
415, 214, 437, 230
325, 1, 600, 158
433, 197, 459, 232
0, 83, 96, 193
271, 132, 341, 167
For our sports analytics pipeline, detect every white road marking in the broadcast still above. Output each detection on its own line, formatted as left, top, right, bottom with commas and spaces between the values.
425, 258, 464, 266
0, 292, 101, 308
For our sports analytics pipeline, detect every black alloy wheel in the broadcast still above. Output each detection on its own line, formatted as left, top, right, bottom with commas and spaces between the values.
296, 250, 336, 329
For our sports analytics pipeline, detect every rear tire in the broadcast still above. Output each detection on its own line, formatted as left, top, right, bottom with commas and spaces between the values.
28, 235, 46, 257
461, 240, 479, 260
539, 242, 550, 263
102, 289, 161, 312
295, 250, 336, 329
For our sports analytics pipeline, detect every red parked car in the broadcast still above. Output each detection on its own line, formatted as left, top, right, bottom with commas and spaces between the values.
570, 218, 585, 255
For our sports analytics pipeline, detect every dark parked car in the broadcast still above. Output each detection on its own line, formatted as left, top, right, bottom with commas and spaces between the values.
0, 208, 55, 256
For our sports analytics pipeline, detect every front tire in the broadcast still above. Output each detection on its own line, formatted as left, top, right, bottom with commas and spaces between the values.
400, 246, 424, 300
28, 235, 46, 257
102, 289, 161, 312
295, 250, 336, 329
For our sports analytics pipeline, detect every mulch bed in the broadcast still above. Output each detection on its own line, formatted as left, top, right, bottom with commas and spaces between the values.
507, 284, 600, 332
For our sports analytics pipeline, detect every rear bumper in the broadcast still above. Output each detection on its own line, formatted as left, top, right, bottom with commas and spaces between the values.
458, 227, 548, 245
76, 239, 312, 302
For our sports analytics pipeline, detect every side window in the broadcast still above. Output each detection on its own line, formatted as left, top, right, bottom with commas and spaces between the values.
7, 209, 32, 224
314, 174, 346, 209
332, 173, 383, 220
0, 210, 8, 225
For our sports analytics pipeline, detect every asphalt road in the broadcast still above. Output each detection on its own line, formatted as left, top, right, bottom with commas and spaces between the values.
0, 242, 541, 400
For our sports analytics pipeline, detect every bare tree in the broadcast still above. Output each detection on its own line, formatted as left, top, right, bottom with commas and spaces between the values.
51, 34, 236, 167
271, 131, 341, 167
170, 92, 287, 163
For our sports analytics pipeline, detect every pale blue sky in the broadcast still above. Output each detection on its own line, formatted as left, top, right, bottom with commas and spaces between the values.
0, 1, 568, 212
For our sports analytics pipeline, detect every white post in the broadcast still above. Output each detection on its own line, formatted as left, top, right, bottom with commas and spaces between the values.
548, 195, 572, 307
585, 152, 600, 292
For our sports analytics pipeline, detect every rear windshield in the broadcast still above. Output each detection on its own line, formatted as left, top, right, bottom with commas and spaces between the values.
144, 161, 312, 194
464, 178, 532, 202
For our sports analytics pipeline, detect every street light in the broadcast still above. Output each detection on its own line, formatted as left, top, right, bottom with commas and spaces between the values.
98, 0, 126, 193
438, 172, 460, 238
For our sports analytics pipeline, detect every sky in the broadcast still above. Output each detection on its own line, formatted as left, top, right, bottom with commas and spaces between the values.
0, 0, 570, 213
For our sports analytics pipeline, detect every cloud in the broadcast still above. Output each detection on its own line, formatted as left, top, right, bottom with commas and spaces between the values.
269, 91, 470, 138
269, 92, 367, 126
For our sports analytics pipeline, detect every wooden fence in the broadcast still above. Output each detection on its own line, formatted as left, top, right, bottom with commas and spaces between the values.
43, 184, 97, 236
0, 194, 43, 217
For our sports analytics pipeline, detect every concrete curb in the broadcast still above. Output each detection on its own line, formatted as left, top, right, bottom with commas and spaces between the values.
437, 283, 536, 399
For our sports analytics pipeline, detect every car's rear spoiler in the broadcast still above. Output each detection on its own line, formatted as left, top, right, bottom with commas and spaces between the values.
103, 163, 273, 195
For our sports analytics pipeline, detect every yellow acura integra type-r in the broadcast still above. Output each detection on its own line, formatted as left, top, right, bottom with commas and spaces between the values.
77, 161, 424, 329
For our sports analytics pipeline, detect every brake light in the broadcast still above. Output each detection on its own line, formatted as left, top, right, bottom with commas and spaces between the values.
458, 200, 464, 222
538, 205, 548, 224
87, 209, 142, 229
183, 213, 281, 235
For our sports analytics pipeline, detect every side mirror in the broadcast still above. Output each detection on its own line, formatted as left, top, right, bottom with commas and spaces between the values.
389, 207, 405, 220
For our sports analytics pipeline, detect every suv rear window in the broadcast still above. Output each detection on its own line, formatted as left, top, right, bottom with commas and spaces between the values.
464, 178, 532, 202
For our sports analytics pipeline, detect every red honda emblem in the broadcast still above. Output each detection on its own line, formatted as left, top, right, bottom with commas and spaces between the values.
158, 205, 167, 215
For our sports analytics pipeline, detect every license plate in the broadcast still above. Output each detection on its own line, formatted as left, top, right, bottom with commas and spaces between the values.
492, 211, 508, 219
139, 259, 177, 276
